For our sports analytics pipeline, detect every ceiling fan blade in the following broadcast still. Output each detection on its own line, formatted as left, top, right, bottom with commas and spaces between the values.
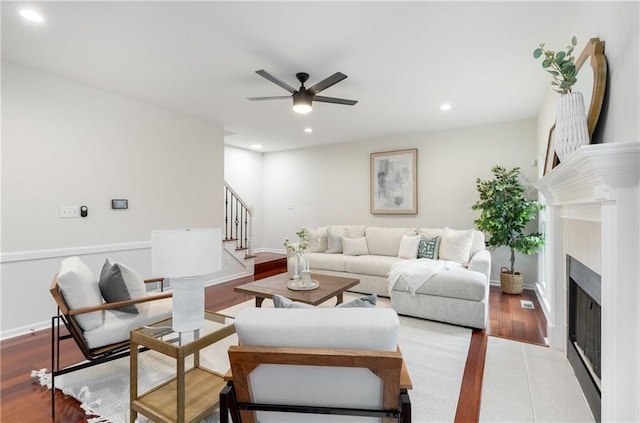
255, 70, 297, 94
313, 95, 358, 106
307, 72, 348, 95
247, 96, 291, 101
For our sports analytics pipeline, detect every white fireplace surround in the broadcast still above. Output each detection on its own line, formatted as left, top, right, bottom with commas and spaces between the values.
536, 142, 639, 422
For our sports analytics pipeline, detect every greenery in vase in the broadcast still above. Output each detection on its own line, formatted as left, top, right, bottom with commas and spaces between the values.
533, 35, 578, 94
472, 166, 545, 274
283, 228, 308, 253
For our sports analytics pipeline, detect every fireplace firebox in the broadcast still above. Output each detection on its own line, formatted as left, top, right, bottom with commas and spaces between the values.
567, 255, 601, 422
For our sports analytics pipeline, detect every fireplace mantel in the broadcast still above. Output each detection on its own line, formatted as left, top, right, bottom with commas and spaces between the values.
535, 142, 639, 422
537, 142, 639, 205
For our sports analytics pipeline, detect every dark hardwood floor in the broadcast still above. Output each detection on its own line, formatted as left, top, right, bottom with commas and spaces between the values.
0, 255, 546, 422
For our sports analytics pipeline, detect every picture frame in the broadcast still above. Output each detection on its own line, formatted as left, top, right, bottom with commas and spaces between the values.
370, 148, 417, 215
544, 124, 559, 175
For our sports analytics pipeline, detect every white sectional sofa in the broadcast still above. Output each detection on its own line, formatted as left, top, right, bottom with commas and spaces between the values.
288, 225, 491, 329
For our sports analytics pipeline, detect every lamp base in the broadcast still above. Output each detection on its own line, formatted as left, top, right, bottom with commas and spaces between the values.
171, 276, 205, 332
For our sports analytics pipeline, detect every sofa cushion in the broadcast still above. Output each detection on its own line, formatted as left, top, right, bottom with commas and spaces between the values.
98, 259, 147, 313
470, 230, 485, 257
326, 225, 366, 253
391, 268, 487, 302
344, 255, 403, 277
439, 228, 474, 263
304, 226, 328, 253
397, 234, 421, 259
365, 226, 417, 256
342, 236, 369, 256
57, 257, 104, 331
418, 236, 440, 259
309, 253, 348, 272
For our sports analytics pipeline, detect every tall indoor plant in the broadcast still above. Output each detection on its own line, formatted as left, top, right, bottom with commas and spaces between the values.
472, 166, 545, 294
533, 36, 589, 162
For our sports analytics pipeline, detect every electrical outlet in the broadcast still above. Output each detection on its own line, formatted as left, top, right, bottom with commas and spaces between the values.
59, 206, 80, 218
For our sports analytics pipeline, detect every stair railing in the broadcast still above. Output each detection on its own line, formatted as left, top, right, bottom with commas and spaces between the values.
224, 182, 253, 257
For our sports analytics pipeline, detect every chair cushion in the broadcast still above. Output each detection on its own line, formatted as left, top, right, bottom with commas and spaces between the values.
83, 297, 173, 349
236, 307, 399, 351
57, 257, 103, 331
98, 259, 147, 313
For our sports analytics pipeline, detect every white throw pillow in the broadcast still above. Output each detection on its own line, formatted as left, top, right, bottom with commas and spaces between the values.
57, 256, 104, 331
305, 226, 328, 253
326, 225, 348, 253
439, 228, 474, 263
397, 234, 421, 259
342, 236, 369, 256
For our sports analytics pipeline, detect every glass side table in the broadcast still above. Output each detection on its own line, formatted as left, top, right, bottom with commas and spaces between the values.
130, 312, 235, 423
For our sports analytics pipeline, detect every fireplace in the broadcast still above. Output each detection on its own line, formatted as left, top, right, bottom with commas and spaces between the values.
567, 255, 601, 421
535, 142, 639, 422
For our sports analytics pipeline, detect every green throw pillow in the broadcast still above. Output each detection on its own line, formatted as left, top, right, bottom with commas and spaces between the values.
417, 236, 440, 259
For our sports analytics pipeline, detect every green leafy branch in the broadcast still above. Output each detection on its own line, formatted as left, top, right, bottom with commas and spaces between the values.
283, 228, 309, 253
533, 36, 578, 94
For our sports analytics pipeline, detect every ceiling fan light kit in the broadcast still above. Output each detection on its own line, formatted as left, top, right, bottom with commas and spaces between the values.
249, 69, 357, 114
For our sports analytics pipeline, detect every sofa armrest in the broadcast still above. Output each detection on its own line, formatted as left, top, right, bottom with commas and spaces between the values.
468, 249, 491, 283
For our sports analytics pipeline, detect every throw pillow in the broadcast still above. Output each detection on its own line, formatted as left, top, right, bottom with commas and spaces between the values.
439, 228, 474, 264
342, 236, 369, 256
397, 234, 421, 259
305, 226, 328, 253
272, 294, 315, 309
417, 236, 441, 259
272, 293, 378, 309
326, 225, 348, 253
98, 259, 147, 313
336, 293, 377, 308
57, 256, 103, 331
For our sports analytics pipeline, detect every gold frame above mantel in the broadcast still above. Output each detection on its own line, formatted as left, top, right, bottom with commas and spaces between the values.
575, 37, 607, 138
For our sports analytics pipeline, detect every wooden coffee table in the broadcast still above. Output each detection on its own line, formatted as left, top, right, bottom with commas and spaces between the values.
234, 273, 360, 307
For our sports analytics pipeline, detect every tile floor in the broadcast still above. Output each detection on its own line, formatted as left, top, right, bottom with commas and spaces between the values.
480, 336, 595, 422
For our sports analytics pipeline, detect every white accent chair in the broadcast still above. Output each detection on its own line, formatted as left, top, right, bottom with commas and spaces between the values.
220, 307, 412, 422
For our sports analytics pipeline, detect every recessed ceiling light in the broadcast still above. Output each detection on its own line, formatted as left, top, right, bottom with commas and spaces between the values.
19, 9, 45, 23
304, 128, 313, 133
249, 144, 263, 150
440, 103, 452, 111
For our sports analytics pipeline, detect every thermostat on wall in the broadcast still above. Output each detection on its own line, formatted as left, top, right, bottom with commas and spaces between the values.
111, 199, 128, 209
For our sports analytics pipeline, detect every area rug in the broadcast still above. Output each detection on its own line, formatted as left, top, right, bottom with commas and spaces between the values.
33, 294, 471, 423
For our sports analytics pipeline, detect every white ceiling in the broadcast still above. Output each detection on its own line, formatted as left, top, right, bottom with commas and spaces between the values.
2, 1, 598, 152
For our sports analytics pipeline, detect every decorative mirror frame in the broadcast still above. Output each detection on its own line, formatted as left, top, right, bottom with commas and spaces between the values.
575, 37, 607, 138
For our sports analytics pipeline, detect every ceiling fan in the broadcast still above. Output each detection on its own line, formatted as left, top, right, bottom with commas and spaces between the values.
248, 69, 358, 114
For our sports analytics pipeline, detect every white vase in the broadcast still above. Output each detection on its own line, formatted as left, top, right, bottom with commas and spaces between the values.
554, 92, 589, 162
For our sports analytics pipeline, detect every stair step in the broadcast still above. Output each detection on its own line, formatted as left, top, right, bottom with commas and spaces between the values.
255, 256, 287, 275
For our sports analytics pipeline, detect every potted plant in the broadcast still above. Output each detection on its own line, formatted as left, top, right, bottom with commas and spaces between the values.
533, 36, 589, 162
472, 166, 545, 294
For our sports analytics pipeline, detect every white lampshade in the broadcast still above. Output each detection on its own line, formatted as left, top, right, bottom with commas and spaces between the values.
151, 228, 221, 332
151, 228, 221, 278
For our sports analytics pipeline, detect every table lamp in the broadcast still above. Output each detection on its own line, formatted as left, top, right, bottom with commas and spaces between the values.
151, 228, 221, 332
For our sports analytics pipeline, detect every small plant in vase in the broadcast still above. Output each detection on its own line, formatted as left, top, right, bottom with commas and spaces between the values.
472, 166, 545, 294
283, 229, 315, 287
534, 36, 589, 162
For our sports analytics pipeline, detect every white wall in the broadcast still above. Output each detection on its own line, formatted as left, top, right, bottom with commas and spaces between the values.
0, 62, 226, 338
223, 146, 264, 251
261, 119, 539, 285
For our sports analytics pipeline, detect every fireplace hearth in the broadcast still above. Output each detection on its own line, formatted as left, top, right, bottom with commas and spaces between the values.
567, 255, 601, 422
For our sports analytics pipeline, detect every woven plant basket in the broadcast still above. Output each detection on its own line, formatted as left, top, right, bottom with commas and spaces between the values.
500, 267, 524, 294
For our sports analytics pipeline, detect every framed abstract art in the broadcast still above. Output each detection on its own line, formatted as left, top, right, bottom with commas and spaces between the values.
370, 148, 417, 214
